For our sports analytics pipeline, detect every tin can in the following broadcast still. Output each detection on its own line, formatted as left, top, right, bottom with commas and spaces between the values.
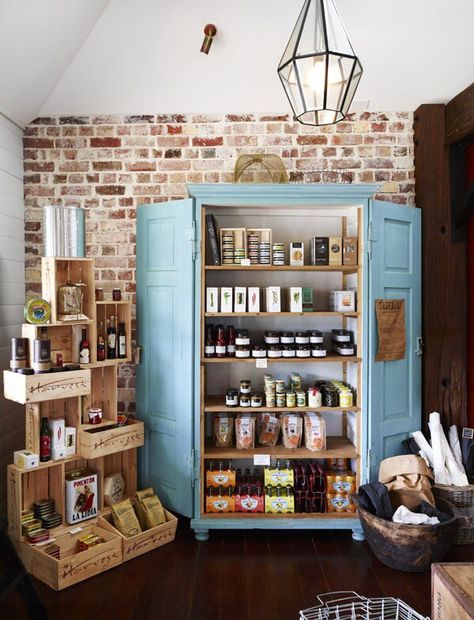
10, 337, 28, 371
33, 339, 51, 373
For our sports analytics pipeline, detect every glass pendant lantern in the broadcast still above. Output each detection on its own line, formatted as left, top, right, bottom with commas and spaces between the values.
278, 0, 363, 126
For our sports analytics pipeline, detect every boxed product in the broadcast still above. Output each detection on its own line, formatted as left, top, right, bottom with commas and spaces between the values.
290, 242, 304, 266
329, 290, 356, 313
326, 471, 356, 495
206, 489, 235, 513
234, 287, 247, 312
329, 237, 342, 266
48, 418, 65, 450
65, 426, 76, 456
326, 492, 356, 513
104, 472, 125, 506
265, 287, 281, 313
265, 488, 295, 514
220, 287, 233, 312
52, 446, 66, 461
343, 237, 358, 266
13, 449, 39, 469
288, 287, 303, 313
311, 237, 329, 266
206, 287, 219, 313
65, 468, 98, 524
235, 489, 264, 513
248, 287, 260, 312
264, 466, 294, 487
206, 466, 236, 488
302, 287, 314, 312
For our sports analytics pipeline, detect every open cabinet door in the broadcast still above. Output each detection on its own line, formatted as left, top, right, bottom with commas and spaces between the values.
136, 199, 195, 517
368, 200, 422, 481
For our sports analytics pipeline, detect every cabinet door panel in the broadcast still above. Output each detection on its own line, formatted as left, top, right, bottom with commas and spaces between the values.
368, 201, 421, 480
136, 199, 195, 517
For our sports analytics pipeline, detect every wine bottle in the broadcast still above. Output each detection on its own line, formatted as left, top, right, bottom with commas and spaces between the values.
79, 327, 90, 364
118, 322, 126, 359
107, 315, 117, 359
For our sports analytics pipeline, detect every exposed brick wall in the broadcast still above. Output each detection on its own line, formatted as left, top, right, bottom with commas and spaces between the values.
23, 111, 415, 412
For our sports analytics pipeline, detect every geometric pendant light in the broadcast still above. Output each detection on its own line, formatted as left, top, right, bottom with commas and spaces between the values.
277, 0, 363, 126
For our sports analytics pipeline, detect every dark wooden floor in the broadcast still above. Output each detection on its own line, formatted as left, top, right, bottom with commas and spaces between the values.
4, 520, 474, 620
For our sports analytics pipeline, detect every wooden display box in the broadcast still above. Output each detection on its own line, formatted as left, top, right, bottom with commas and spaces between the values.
25, 397, 81, 456
3, 368, 91, 404
79, 419, 144, 459
99, 507, 177, 562
432, 563, 474, 620
82, 365, 117, 425
22, 321, 96, 366
219, 227, 247, 263
102, 448, 138, 510
96, 300, 132, 363
27, 524, 122, 590
41, 257, 96, 324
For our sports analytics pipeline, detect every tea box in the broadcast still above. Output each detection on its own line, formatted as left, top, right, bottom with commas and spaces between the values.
288, 287, 303, 313
343, 237, 358, 266
329, 290, 356, 313
329, 237, 342, 266
206, 287, 219, 313
248, 287, 260, 312
265, 287, 281, 313
65, 468, 98, 524
14, 449, 39, 469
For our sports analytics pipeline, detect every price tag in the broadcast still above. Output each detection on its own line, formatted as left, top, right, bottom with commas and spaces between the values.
33, 538, 56, 547
68, 527, 83, 535
254, 454, 270, 466
241, 259, 251, 266
256, 358, 268, 369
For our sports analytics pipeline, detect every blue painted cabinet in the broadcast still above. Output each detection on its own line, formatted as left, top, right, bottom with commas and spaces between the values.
136, 184, 421, 539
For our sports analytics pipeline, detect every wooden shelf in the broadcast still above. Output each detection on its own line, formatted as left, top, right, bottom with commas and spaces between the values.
200, 511, 356, 520
204, 312, 359, 318
205, 265, 358, 273
201, 355, 361, 364
9, 454, 79, 474
204, 395, 359, 414
203, 437, 357, 459
96, 300, 130, 305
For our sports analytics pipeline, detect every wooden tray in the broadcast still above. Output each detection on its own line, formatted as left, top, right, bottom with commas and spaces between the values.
3, 369, 91, 404
79, 419, 145, 459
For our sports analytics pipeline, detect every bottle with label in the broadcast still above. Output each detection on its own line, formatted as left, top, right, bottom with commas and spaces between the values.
79, 327, 90, 364
97, 321, 106, 362
40, 417, 51, 462
118, 322, 126, 359
215, 324, 227, 358
204, 325, 215, 358
227, 325, 236, 357
107, 315, 117, 359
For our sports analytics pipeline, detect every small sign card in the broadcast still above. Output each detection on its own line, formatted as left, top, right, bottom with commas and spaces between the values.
254, 454, 270, 466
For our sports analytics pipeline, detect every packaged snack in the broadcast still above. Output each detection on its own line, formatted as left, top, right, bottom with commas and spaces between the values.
304, 412, 326, 451
258, 414, 281, 447
111, 498, 142, 538
214, 414, 234, 448
235, 415, 255, 450
140, 495, 166, 529
135, 487, 155, 529
281, 414, 303, 449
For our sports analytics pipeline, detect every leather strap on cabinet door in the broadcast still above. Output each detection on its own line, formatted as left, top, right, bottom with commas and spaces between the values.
375, 299, 406, 361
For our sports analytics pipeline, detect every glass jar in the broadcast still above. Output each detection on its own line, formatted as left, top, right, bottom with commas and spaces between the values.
235, 345, 250, 358
280, 331, 295, 344
276, 393, 286, 408
264, 331, 280, 345
252, 345, 267, 358
265, 393, 276, 408
335, 343, 355, 356
286, 391, 296, 408
239, 394, 251, 407
296, 390, 306, 407
339, 389, 353, 407
240, 379, 251, 394
309, 330, 323, 344
295, 331, 309, 344
282, 344, 296, 358
311, 345, 327, 358
275, 380, 286, 394
290, 373, 302, 390
251, 393, 263, 408
296, 344, 311, 358
226, 388, 239, 407
331, 329, 351, 343
323, 388, 338, 408
267, 345, 282, 358
235, 329, 250, 346
308, 387, 322, 408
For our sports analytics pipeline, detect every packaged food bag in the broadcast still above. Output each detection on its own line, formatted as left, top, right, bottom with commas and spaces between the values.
135, 487, 155, 529
379, 455, 435, 510
304, 412, 326, 451
235, 415, 255, 450
111, 498, 142, 538
141, 495, 166, 528
214, 414, 234, 448
258, 414, 281, 447
281, 414, 303, 449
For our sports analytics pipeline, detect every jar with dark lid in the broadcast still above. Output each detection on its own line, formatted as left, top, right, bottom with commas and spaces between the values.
331, 329, 351, 343
240, 379, 251, 394
295, 331, 309, 344
280, 331, 295, 344
309, 330, 323, 344
282, 344, 296, 357
296, 344, 311, 358
235, 329, 250, 346
264, 331, 280, 344
251, 393, 263, 408
235, 345, 250, 358
267, 344, 282, 358
286, 391, 296, 408
323, 388, 338, 408
239, 394, 251, 407
311, 345, 327, 358
252, 345, 267, 358
276, 393, 286, 408
112, 288, 121, 301
334, 342, 355, 356
226, 388, 239, 407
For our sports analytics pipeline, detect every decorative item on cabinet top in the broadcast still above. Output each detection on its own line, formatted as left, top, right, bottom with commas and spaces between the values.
233, 154, 288, 183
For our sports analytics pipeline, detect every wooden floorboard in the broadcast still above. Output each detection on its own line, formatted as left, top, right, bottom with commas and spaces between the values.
3, 520, 473, 620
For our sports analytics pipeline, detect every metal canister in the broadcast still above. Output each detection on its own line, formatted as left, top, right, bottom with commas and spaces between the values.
10, 337, 28, 370
33, 339, 51, 373
43, 205, 85, 257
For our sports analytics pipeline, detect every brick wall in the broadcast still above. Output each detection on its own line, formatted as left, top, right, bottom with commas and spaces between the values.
23, 111, 415, 412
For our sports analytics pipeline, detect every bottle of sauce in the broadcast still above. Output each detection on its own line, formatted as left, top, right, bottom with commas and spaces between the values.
204, 325, 215, 358
215, 324, 227, 358
97, 321, 106, 362
40, 417, 51, 462
107, 316, 117, 359
227, 325, 236, 357
118, 322, 126, 359
79, 327, 90, 364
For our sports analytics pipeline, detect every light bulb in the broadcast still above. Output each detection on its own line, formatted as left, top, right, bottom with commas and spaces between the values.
306, 59, 343, 92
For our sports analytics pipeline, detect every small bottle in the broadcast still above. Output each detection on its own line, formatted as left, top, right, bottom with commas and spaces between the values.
97, 321, 106, 362
215, 324, 227, 358
227, 325, 236, 357
79, 327, 90, 364
204, 325, 215, 358
107, 316, 117, 359
118, 322, 126, 359
40, 417, 51, 462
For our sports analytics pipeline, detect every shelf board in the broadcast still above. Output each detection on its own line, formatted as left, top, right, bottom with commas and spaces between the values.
205, 265, 358, 273
201, 355, 361, 364
10, 454, 79, 473
200, 511, 356, 520
203, 395, 359, 414
203, 437, 357, 460
204, 312, 359, 318
80, 419, 118, 431
30, 319, 95, 327
96, 300, 130, 305
81, 358, 131, 369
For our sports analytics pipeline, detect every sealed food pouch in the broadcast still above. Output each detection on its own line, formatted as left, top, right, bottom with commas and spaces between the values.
304, 412, 326, 451
235, 415, 255, 450
214, 414, 234, 448
282, 414, 303, 449
111, 498, 142, 538
135, 487, 155, 528
141, 495, 166, 528
258, 414, 281, 447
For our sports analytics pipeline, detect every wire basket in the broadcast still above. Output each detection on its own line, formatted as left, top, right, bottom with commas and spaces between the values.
299, 591, 429, 620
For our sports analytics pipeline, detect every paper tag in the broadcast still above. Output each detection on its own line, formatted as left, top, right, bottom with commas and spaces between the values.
241, 259, 251, 266
254, 454, 270, 466
256, 358, 268, 368
69, 527, 83, 535
32, 538, 56, 547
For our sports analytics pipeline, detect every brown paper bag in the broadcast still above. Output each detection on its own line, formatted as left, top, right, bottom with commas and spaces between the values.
375, 299, 406, 361
379, 455, 435, 510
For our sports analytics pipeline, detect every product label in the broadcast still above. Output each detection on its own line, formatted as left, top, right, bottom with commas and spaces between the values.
108, 334, 116, 349
119, 336, 126, 356
205, 346, 215, 355
332, 481, 353, 493
227, 345, 236, 354
40, 435, 51, 458
216, 345, 226, 355
241, 497, 258, 510
79, 347, 90, 364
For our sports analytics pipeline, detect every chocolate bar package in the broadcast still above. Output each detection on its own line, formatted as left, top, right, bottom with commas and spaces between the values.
65, 468, 98, 524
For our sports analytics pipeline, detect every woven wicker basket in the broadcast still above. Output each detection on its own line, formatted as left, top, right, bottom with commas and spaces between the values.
432, 483, 474, 545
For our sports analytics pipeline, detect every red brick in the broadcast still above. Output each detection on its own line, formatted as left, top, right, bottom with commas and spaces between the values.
96, 185, 126, 195
226, 114, 254, 122
260, 114, 289, 122
55, 138, 87, 148
24, 138, 54, 148
192, 137, 223, 147
91, 137, 121, 147
167, 125, 183, 134
24, 174, 41, 184
24, 162, 55, 172
93, 161, 122, 171
156, 114, 187, 123
297, 135, 327, 145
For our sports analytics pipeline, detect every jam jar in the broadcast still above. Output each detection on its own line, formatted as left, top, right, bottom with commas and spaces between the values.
323, 388, 338, 408
282, 344, 296, 358
235, 329, 250, 346
251, 393, 263, 408
264, 331, 280, 345
309, 330, 324, 344
275, 380, 286, 394
331, 329, 351, 343
295, 331, 310, 344
267, 344, 282, 358
235, 345, 250, 358
252, 345, 267, 358
286, 391, 296, 408
311, 345, 327, 358
226, 388, 239, 407
280, 331, 295, 344
265, 393, 276, 408
296, 390, 306, 407
296, 344, 311, 358
339, 389, 353, 407
335, 342, 355, 356
308, 387, 322, 408
239, 394, 251, 407
240, 379, 251, 394
276, 393, 286, 408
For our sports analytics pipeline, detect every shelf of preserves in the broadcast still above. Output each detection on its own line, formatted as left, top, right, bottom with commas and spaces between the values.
203, 437, 357, 460
205, 265, 358, 273
203, 395, 359, 414
204, 312, 359, 318
201, 355, 361, 364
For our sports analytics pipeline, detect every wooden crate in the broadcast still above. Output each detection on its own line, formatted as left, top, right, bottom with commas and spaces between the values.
81, 365, 117, 425
41, 257, 96, 324
3, 368, 91, 404
25, 397, 81, 456
432, 563, 474, 620
99, 507, 177, 561
79, 419, 144, 459
28, 524, 122, 590
96, 300, 132, 363
22, 321, 96, 366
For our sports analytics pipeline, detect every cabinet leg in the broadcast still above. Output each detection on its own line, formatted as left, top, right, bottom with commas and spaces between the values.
194, 529, 209, 542
351, 528, 365, 542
